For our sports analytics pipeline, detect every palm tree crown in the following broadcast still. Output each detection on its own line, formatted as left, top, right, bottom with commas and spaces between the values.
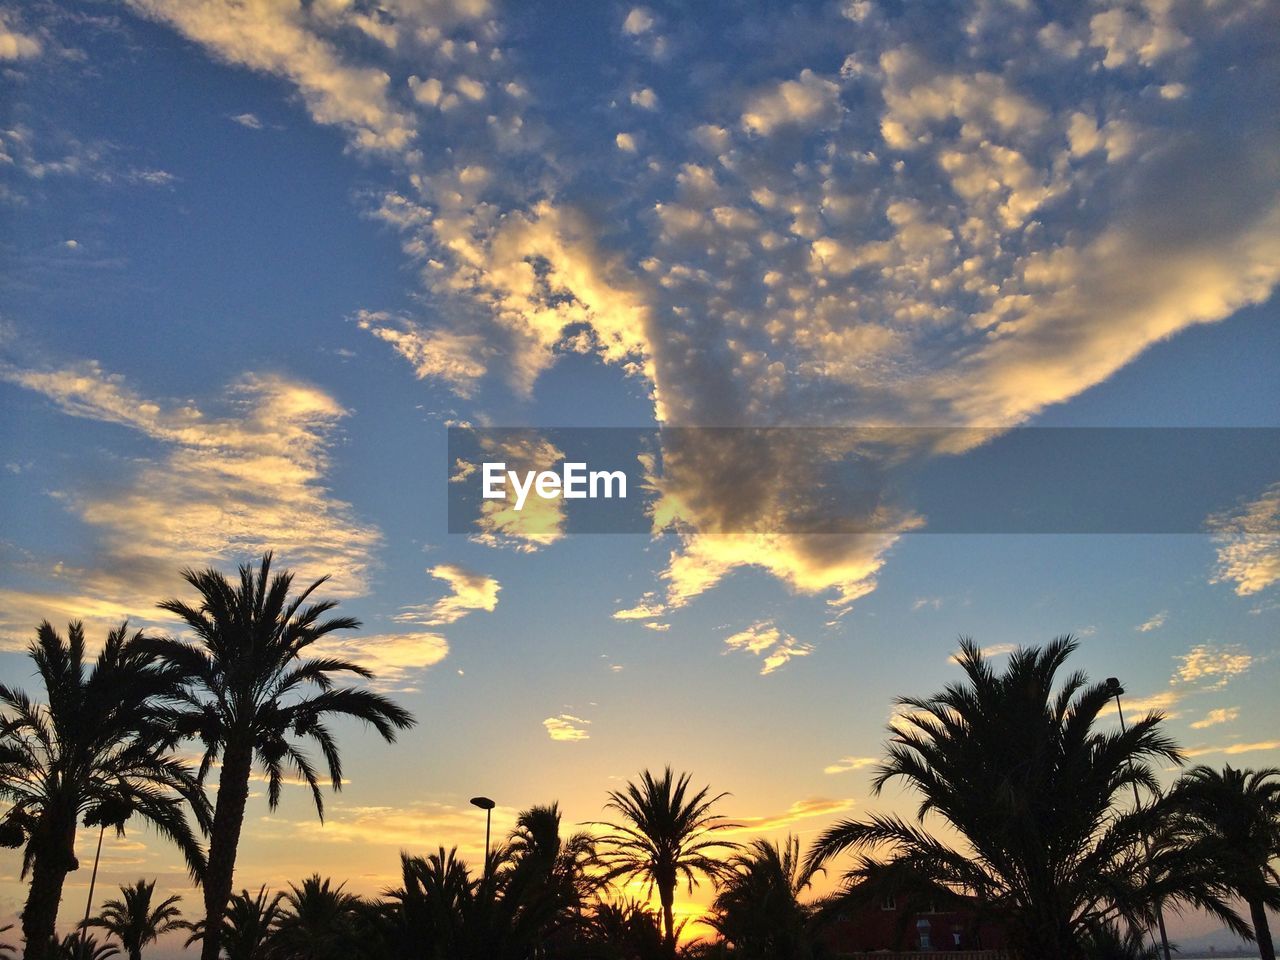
0, 621, 206, 960
596, 767, 738, 956
705, 835, 825, 960
1169, 764, 1280, 960
85, 879, 184, 960
147, 552, 416, 960
807, 637, 1243, 960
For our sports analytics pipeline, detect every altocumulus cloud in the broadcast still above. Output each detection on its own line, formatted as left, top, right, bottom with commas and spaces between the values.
97, 0, 1280, 625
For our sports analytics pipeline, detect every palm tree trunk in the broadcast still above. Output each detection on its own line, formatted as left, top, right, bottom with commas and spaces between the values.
21, 853, 70, 960
660, 883, 675, 958
1250, 897, 1276, 960
199, 741, 254, 960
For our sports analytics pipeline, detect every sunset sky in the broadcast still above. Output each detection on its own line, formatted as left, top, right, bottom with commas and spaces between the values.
1, 0, 1278, 952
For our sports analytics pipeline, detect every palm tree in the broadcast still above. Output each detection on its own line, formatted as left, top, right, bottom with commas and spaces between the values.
183, 885, 286, 960
1169, 765, 1280, 960
388, 847, 480, 959
54, 933, 118, 960
1, 925, 17, 959
147, 553, 417, 960
271, 875, 362, 960
806, 637, 1246, 960
0, 621, 207, 960
703, 836, 825, 960
504, 802, 599, 948
585, 899, 667, 960
596, 767, 738, 956
83, 879, 183, 960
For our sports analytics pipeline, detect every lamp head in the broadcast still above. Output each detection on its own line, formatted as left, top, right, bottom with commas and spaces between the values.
470, 796, 496, 811
1104, 677, 1124, 697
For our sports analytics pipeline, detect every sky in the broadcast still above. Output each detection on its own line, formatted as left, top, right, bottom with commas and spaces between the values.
1, 0, 1278, 953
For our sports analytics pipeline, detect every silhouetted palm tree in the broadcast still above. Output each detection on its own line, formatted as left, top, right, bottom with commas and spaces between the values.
84, 879, 183, 960
1169, 765, 1280, 960
388, 847, 479, 959
272, 875, 363, 960
54, 933, 118, 960
704, 836, 825, 960
1080, 921, 1162, 960
596, 768, 738, 956
807, 637, 1244, 960
0, 621, 207, 960
0, 925, 16, 959
505, 802, 599, 948
183, 885, 286, 960
147, 553, 416, 960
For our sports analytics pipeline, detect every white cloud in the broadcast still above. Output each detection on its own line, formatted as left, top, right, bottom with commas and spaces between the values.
724, 620, 813, 675
824, 756, 878, 775
543, 714, 591, 741
622, 8, 654, 35
229, 112, 263, 129
1189, 707, 1239, 730
395, 564, 500, 626
1136, 611, 1167, 632
1174, 644, 1253, 690
630, 87, 658, 110
0, 10, 42, 61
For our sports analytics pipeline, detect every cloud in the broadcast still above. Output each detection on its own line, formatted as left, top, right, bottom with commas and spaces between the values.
1183, 740, 1280, 759
543, 714, 591, 742
741, 69, 841, 136
1136, 611, 1167, 632
281, 800, 513, 855
0, 10, 42, 60
630, 88, 658, 111
622, 8, 654, 36
723, 620, 813, 675
948, 642, 1016, 663
1174, 644, 1253, 690
395, 564, 500, 626
115, 0, 1280, 622
824, 756, 878, 775
723, 797, 854, 835
1189, 707, 1239, 730
229, 112, 264, 129
0, 359, 380, 646
615, 132, 637, 153
309, 631, 449, 691
1208, 483, 1280, 596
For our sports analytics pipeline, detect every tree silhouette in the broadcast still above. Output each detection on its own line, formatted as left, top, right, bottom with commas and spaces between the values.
704, 836, 824, 959
807, 637, 1245, 960
84, 879, 183, 960
147, 553, 416, 960
1170, 765, 1280, 960
596, 768, 738, 956
0, 621, 206, 960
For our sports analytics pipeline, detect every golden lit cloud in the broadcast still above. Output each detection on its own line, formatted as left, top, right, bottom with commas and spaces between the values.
1136, 611, 1167, 632
543, 714, 591, 742
723, 798, 854, 836
1189, 707, 1239, 730
1183, 740, 1280, 759
1174, 644, 1253, 690
1208, 483, 1280, 596
823, 756, 878, 775
0, 361, 380, 648
395, 564, 500, 626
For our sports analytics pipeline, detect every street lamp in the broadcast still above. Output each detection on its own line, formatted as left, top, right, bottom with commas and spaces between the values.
1106, 678, 1172, 960
470, 795, 495, 878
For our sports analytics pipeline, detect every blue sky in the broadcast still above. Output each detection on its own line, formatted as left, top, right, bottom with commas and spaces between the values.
1, 0, 1278, 947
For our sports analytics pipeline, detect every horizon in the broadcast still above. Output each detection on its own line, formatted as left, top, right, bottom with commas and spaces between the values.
1, 0, 1278, 956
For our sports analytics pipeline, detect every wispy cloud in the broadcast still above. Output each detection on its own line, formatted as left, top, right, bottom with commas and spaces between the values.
723, 620, 813, 676
1184, 740, 1280, 759
823, 756, 878, 775
395, 564, 500, 626
1175, 643, 1253, 690
0, 359, 380, 646
723, 798, 854, 835
1209, 483, 1280, 596
1189, 707, 1239, 730
1136, 611, 1167, 632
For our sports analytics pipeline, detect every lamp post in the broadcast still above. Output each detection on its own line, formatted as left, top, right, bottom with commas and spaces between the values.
1106, 677, 1172, 960
470, 796, 495, 878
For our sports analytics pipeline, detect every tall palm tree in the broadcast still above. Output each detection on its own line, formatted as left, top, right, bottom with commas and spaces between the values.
54, 933, 118, 960
83, 879, 183, 960
0, 621, 207, 960
271, 875, 362, 960
806, 637, 1246, 960
703, 836, 825, 960
147, 553, 416, 960
596, 767, 738, 956
1169, 765, 1280, 960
